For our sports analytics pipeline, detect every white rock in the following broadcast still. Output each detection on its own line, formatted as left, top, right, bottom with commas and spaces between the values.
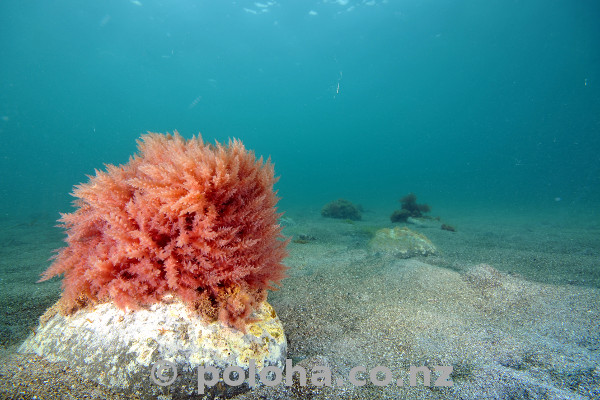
19, 299, 286, 399
368, 227, 437, 258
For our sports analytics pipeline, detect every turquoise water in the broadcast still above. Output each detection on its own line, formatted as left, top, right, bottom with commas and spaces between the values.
1, 2, 600, 398
1, 0, 599, 217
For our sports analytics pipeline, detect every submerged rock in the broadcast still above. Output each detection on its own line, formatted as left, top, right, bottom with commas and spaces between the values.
19, 299, 286, 399
368, 227, 437, 258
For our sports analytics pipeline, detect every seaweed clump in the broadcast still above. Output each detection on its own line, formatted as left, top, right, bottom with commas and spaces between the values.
321, 199, 362, 221
390, 193, 431, 223
38, 132, 288, 330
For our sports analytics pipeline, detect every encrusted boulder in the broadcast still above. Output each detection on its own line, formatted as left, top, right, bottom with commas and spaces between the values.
368, 227, 437, 258
19, 299, 286, 399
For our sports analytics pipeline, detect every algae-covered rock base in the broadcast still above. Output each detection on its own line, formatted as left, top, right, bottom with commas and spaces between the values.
18, 299, 286, 399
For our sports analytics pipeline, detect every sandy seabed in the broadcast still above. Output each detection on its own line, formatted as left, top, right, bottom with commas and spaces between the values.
1, 206, 599, 399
